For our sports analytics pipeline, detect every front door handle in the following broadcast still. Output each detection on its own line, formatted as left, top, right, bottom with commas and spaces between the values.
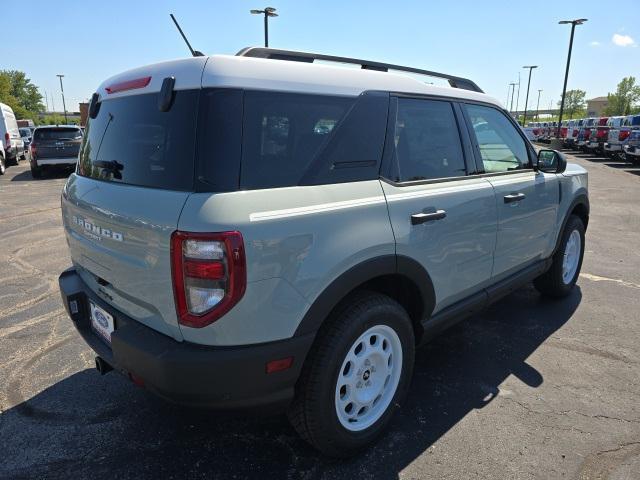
504, 193, 526, 204
411, 209, 447, 225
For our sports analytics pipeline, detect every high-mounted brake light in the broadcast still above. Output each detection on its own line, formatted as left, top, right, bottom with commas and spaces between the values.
171, 231, 246, 328
105, 76, 151, 94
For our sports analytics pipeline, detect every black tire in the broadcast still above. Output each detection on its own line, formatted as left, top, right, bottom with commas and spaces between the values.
288, 291, 415, 457
534, 215, 585, 298
30, 166, 42, 179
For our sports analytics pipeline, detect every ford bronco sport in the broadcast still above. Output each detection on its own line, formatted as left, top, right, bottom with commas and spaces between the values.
59, 47, 589, 457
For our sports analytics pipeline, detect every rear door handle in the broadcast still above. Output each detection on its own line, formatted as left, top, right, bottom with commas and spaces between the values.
504, 193, 526, 204
411, 209, 447, 225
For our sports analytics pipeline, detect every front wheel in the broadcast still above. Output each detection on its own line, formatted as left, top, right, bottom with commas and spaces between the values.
534, 215, 585, 298
288, 292, 415, 457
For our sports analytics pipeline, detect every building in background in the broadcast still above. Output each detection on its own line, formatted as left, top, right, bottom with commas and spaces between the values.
587, 96, 608, 116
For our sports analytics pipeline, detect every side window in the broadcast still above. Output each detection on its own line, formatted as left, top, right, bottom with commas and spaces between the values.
464, 104, 531, 173
391, 98, 466, 182
241, 91, 353, 189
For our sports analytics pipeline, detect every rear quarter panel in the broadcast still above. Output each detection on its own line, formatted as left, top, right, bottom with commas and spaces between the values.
177, 180, 395, 345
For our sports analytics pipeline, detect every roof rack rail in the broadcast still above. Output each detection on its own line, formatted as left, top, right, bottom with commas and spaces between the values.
236, 47, 483, 93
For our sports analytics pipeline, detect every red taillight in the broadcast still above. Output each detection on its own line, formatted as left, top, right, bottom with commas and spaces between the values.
584, 130, 592, 139
561, 127, 568, 138
4, 132, 9, 148
105, 76, 151, 94
573, 129, 579, 137
171, 231, 246, 328
620, 130, 631, 141
596, 128, 608, 139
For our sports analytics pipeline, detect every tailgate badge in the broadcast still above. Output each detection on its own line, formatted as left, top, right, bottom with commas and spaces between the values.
72, 216, 124, 242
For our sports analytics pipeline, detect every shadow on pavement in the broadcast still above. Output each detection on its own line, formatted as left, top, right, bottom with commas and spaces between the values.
10, 169, 72, 182
0, 285, 581, 480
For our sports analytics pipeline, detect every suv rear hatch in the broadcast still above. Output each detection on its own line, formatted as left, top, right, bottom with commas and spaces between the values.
61, 86, 200, 341
33, 127, 82, 161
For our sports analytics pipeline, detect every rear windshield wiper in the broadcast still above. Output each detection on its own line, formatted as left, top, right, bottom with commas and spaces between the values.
94, 160, 124, 179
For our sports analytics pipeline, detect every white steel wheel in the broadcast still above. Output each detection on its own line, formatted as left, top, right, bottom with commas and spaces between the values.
335, 324, 403, 432
562, 229, 581, 284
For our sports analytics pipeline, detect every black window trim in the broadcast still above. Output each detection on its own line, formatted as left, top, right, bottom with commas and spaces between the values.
458, 100, 537, 178
379, 93, 475, 187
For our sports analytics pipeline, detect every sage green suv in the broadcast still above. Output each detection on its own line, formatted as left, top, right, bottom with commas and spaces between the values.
58, 47, 589, 457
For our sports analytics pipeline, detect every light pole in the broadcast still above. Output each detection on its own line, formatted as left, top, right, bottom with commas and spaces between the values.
250, 7, 278, 47
556, 18, 587, 137
509, 82, 517, 114
56, 74, 68, 124
521, 65, 538, 126
535, 89, 542, 121
515, 72, 521, 122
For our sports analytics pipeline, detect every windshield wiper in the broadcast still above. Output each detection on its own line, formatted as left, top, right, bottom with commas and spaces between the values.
94, 160, 124, 179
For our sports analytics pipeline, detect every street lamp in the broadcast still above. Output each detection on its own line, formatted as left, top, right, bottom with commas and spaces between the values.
250, 7, 278, 47
56, 74, 68, 124
556, 18, 587, 137
509, 82, 517, 114
521, 65, 538, 126
535, 89, 543, 121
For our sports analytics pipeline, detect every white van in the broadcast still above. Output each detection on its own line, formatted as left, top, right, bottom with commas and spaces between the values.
0, 102, 25, 165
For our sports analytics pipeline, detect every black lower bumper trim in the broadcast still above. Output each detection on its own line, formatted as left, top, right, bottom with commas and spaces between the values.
59, 267, 314, 410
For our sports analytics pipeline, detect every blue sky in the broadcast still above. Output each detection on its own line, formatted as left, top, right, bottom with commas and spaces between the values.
5, 0, 639, 112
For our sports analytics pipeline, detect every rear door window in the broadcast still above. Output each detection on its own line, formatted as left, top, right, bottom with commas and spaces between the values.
388, 98, 466, 182
78, 91, 199, 191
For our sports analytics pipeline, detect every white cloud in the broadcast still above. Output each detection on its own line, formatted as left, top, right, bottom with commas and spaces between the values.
589, 41, 601, 47
612, 33, 635, 47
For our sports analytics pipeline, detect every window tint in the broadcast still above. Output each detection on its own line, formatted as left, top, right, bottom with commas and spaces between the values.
464, 104, 530, 172
390, 98, 466, 182
241, 91, 353, 189
35, 127, 82, 141
78, 91, 198, 191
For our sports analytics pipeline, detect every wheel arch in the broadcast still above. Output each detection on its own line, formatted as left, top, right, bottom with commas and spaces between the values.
293, 255, 435, 343
554, 194, 589, 255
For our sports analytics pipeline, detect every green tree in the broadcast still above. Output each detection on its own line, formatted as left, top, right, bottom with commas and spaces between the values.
604, 77, 640, 116
0, 70, 44, 119
557, 89, 587, 118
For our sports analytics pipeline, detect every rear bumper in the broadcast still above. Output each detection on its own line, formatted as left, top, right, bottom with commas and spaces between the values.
625, 145, 639, 156
35, 157, 77, 166
604, 143, 622, 152
59, 267, 314, 410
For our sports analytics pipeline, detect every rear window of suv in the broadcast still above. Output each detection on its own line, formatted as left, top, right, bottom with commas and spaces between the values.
78, 91, 198, 191
34, 127, 82, 141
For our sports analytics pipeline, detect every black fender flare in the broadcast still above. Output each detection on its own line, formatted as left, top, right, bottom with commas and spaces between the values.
293, 254, 436, 337
552, 194, 589, 255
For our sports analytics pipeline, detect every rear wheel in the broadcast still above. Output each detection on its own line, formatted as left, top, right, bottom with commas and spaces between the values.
534, 215, 585, 298
288, 292, 415, 457
30, 166, 42, 179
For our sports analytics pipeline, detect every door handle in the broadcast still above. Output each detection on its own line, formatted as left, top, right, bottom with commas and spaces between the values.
411, 209, 447, 225
504, 193, 526, 204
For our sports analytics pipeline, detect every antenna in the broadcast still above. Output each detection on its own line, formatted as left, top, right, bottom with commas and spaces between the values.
170, 14, 204, 57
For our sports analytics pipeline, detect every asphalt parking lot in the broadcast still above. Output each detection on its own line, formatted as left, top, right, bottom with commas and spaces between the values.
1, 152, 639, 480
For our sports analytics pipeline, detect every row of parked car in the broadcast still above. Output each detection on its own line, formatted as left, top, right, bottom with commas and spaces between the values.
528, 114, 640, 164
1, 101, 84, 177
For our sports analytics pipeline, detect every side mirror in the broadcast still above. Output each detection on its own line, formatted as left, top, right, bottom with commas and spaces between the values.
536, 149, 567, 174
